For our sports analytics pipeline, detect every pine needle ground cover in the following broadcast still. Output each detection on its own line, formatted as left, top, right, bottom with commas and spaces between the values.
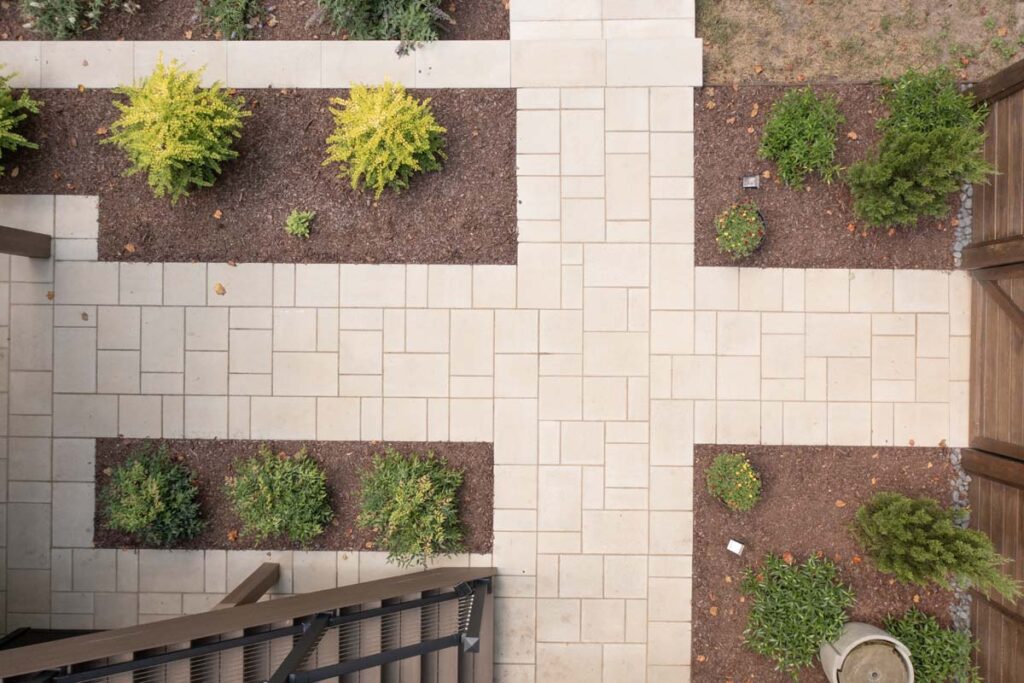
692, 444, 956, 683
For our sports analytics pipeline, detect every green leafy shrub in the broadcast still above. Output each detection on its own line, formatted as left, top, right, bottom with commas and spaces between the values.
883, 609, 980, 683
715, 202, 765, 259
315, 0, 452, 53
324, 82, 445, 199
104, 59, 250, 204
358, 448, 464, 568
0, 70, 41, 177
855, 492, 1022, 601
226, 444, 333, 544
18, 0, 137, 39
285, 209, 315, 238
197, 0, 266, 39
849, 68, 992, 228
102, 442, 203, 547
759, 87, 843, 187
706, 452, 761, 512
742, 554, 855, 679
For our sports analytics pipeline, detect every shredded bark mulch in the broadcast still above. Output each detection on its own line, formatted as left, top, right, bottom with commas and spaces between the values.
94, 438, 494, 553
692, 444, 955, 683
0, 88, 517, 264
695, 84, 957, 270
0, 0, 508, 41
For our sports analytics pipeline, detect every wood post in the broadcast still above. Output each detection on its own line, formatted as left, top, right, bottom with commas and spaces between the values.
0, 224, 51, 259
214, 562, 280, 610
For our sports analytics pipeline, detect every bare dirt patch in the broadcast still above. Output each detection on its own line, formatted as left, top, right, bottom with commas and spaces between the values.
697, 0, 1024, 84
94, 438, 494, 553
692, 444, 956, 683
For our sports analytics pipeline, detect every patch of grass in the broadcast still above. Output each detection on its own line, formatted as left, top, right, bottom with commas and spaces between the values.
696, 0, 738, 48
991, 37, 1019, 61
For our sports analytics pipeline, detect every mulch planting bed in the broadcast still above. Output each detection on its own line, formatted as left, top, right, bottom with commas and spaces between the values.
0, 88, 517, 264
695, 84, 957, 270
94, 438, 493, 553
0, 0, 508, 41
692, 444, 955, 683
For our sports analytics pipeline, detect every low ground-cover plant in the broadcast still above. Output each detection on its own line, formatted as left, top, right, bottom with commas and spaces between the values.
855, 492, 1022, 601
759, 87, 843, 188
19, 0, 137, 39
849, 68, 992, 228
883, 609, 980, 683
742, 554, 855, 679
324, 82, 446, 199
0, 70, 41, 176
226, 444, 333, 544
316, 0, 453, 53
102, 442, 204, 546
715, 202, 765, 259
706, 452, 761, 512
104, 59, 250, 203
285, 209, 315, 238
358, 448, 464, 568
197, 0, 266, 39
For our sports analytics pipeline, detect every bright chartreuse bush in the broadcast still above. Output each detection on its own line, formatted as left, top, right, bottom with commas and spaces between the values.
742, 554, 855, 679
284, 209, 315, 238
102, 442, 204, 547
358, 448, 464, 568
324, 82, 446, 199
848, 68, 992, 228
759, 87, 843, 188
715, 202, 765, 260
226, 444, 333, 544
706, 452, 761, 512
883, 609, 980, 683
0, 70, 41, 177
18, 0, 137, 39
855, 492, 1022, 601
104, 59, 250, 203
197, 0, 266, 39
315, 0, 452, 53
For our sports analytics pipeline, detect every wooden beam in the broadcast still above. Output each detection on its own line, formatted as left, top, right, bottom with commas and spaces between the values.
972, 57, 1024, 103
978, 280, 1024, 335
214, 562, 280, 610
970, 436, 1024, 464
963, 236, 1024, 270
0, 224, 51, 259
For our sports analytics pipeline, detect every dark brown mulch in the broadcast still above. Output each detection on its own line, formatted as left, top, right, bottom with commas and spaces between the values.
94, 438, 494, 553
0, 0, 508, 41
695, 84, 957, 270
0, 88, 517, 264
692, 444, 956, 683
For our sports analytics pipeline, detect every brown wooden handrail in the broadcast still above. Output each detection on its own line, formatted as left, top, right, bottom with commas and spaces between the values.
0, 566, 496, 678
0, 224, 51, 258
970, 56, 1024, 103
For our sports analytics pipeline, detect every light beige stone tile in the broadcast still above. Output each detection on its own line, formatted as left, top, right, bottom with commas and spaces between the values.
582, 511, 648, 554
558, 554, 604, 598
650, 510, 692, 554
607, 38, 702, 86
894, 270, 949, 312
950, 336, 970, 381
739, 268, 783, 311
496, 310, 538, 353
428, 265, 472, 309
53, 394, 116, 437
651, 198, 694, 244
605, 443, 648, 488
582, 376, 627, 420
805, 314, 870, 357
0, 41, 42, 87
650, 87, 694, 131
496, 354, 539, 398
849, 269, 894, 312
10, 372, 52, 416
807, 357, 829, 400
539, 467, 582, 531
41, 42, 133, 87
494, 598, 536, 665
671, 355, 715, 399
562, 110, 605, 175
340, 265, 405, 307
584, 243, 650, 287
872, 336, 916, 380
134, 42, 227, 85
916, 357, 950, 402
229, 329, 272, 374
537, 643, 602, 680
603, 555, 647, 599
827, 402, 872, 445
804, 269, 850, 312
250, 397, 316, 439
321, 41, 415, 86
273, 352, 337, 396
183, 396, 226, 438
338, 330, 383, 375
537, 598, 581, 642
226, 41, 321, 87
827, 358, 871, 401
511, 40, 606, 87
494, 399, 538, 464
414, 40, 509, 87
717, 356, 760, 400
315, 397, 360, 440
539, 376, 583, 420
473, 265, 517, 309
894, 403, 949, 447
872, 380, 916, 402
383, 353, 448, 397
584, 288, 628, 331
650, 132, 693, 176
581, 599, 625, 642
761, 334, 803, 379
606, 87, 649, 130
606, 154, 650, 220
584, 332, 648, 376
184, 351, 228, 395
518, 243, 562, 308
949, 271, 971, 335
518, 110, 560, 153
917, 314, 950, 358
650, 399, 693, 465
783, 402, 827, 445
450, 398, 493, 440
118, 395, 161, 438
651, 244, 693, 310
716, 312, 760, 355
648, 622, 691, 666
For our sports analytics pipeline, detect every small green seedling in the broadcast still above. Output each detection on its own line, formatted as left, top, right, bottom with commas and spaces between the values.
285, 209, 315, 238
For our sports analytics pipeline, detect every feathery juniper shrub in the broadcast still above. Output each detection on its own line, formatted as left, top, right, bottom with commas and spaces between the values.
226, 444, 333, 544
706, 452, 761, 512
358, 448, 464, 568
759, 87, 843, 188
197, 0, 266, 39
742, 554, 855, 679
284, 209, 316, 238
715, 202, 765, 260
855, 492, 1022, 601
0, 70, 41, 176
883, 609, 980, 683
18, 0, 137, 39
104, 59, 250, 203
324, 82, 446, 199
102, 442, 204, 547
315, 0, 452, 53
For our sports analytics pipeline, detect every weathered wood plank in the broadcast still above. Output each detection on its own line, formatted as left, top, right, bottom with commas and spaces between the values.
0, 224, 51, 259
972, 57, 1024, 103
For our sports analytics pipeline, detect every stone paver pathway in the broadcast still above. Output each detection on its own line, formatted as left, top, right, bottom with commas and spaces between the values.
0, 3, 969, 681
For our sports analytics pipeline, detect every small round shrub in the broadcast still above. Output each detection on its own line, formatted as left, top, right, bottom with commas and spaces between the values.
324, 82, 446, 199
284, 209, 315, 239
225, 444, 333, 544
358, 448, 464, 568
315, 0, 452, 53
706, 452, 761, 512
103, 59, 250, 203
0, 70, 41, 177
18, 0, 137, 39
197, 0, 266, 40
742, 554, 855, 678
102, 442, 203, 547
715, 202, 765, 260
854, 492, 1022, 601
883, 609, 980, 683
759, 86, 843, 188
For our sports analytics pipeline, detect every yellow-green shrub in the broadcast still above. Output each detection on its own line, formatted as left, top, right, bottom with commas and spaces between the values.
103, 59, 249, 203
323, 82, 445, 199
0, 69, 41, 176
